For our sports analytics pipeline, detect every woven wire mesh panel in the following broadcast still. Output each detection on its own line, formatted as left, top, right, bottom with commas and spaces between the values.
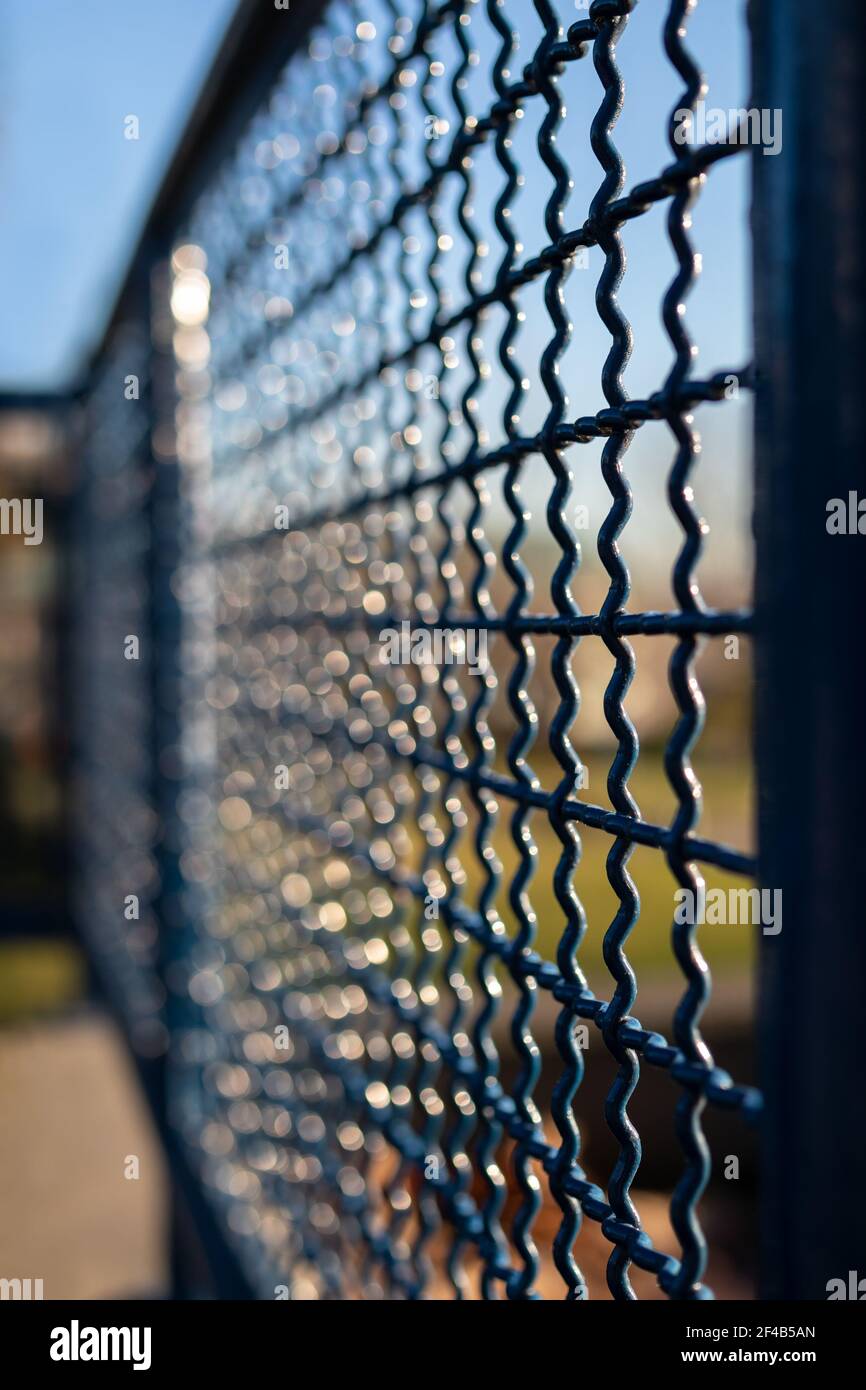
166, 0, 760, 1298
72, 328, 166, 1060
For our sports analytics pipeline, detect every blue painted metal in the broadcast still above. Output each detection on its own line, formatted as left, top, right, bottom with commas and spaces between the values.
71, 0, 767, 1299
752, 0, 866, 1301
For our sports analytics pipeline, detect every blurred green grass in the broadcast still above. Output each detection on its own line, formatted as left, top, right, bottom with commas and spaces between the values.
0, 940, 84, 1024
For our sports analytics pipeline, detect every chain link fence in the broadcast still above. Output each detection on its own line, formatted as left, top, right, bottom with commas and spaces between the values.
73, 0, 766, 1299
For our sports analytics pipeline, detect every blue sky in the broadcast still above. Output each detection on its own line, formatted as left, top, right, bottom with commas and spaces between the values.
0, 0, 236, 391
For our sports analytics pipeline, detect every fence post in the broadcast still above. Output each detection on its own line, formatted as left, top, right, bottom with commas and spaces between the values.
752, 0, 866, 1300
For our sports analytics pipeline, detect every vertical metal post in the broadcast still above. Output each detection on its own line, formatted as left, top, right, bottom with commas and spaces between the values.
752, 0, 866, 1299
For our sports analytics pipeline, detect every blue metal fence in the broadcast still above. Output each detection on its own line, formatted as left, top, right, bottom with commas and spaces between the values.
73, 0, 768, 1299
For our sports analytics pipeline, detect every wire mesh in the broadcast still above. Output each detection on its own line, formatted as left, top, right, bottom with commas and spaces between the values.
72, 329, 167, 1061
74, 0, 763, 1299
